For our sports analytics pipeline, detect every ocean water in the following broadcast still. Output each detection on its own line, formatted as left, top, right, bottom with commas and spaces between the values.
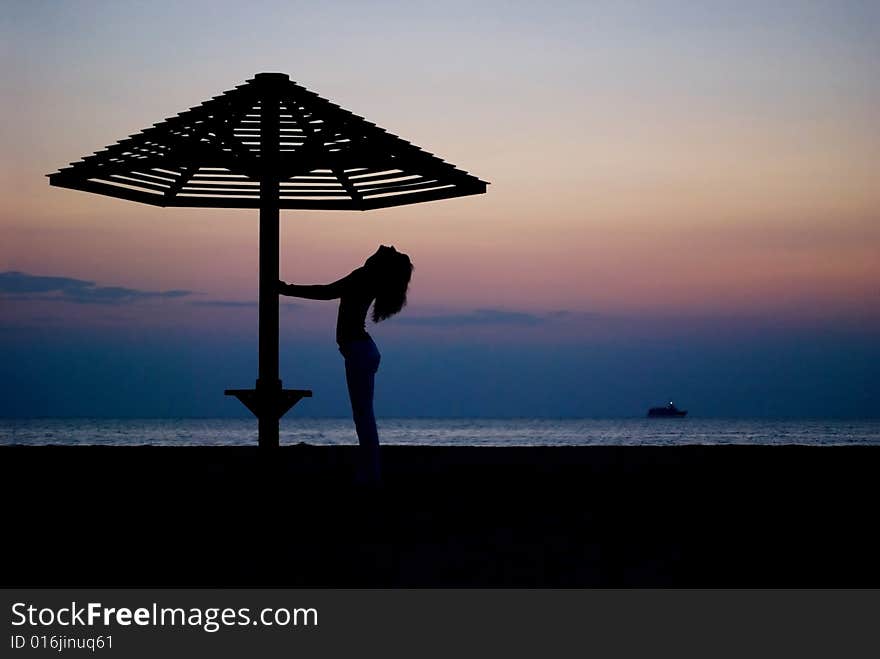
1, 417, 879, 447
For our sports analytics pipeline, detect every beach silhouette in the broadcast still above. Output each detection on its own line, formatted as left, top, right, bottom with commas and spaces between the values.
48, 72, 487, 450
3, 64, 873, 591
4, 443, 879, 586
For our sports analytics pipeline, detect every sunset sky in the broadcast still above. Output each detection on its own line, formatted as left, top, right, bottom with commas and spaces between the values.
2, 1, 878, 418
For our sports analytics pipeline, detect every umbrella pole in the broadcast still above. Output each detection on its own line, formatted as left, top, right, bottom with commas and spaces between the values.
226, 74, 312, 447
257, 188, 280, 448
257, 79, 282, 449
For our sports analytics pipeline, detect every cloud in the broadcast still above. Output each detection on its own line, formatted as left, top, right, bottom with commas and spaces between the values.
190, 300, 258, 308
190, 300, 302, 309
396, 308, 561, 327
0, 271, 192, 305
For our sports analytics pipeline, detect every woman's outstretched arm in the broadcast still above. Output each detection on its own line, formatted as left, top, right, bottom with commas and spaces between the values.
278, 270, 359, 300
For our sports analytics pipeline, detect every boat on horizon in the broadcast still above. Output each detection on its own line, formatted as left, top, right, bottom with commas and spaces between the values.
647, 402, 687, 418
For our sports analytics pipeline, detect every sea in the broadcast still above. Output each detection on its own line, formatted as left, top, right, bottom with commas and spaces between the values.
1, 417, 879, 447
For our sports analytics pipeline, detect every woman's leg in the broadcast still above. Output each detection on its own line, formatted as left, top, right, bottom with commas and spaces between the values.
344, 340, 381, 483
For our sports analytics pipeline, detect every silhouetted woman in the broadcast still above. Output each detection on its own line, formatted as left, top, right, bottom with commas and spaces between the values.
278, 245, 414, 484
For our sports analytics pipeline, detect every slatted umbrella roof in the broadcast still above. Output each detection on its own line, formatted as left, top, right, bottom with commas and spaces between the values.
47, 72, 488, 210
47, 72, 489, 447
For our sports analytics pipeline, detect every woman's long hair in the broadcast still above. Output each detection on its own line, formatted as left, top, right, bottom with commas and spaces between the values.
370, 249, 414, 323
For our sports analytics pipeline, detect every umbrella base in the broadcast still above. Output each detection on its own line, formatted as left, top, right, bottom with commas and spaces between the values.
225, 386, 312, 448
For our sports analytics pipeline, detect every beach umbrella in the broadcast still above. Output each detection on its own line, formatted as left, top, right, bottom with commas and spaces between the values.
48, 72, 488, 447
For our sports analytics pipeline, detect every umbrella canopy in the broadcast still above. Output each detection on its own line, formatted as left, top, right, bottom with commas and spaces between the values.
48, 72, 487, 209
47, 72, 488, 447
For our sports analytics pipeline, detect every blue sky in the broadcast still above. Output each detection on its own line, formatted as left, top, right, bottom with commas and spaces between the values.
2, 291, 877, 417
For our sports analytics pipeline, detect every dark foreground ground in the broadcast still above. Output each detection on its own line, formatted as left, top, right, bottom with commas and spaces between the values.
2, 445, 877, 586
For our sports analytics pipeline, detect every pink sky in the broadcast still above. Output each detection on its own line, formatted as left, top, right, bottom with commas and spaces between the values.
2, 1, 879, 327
